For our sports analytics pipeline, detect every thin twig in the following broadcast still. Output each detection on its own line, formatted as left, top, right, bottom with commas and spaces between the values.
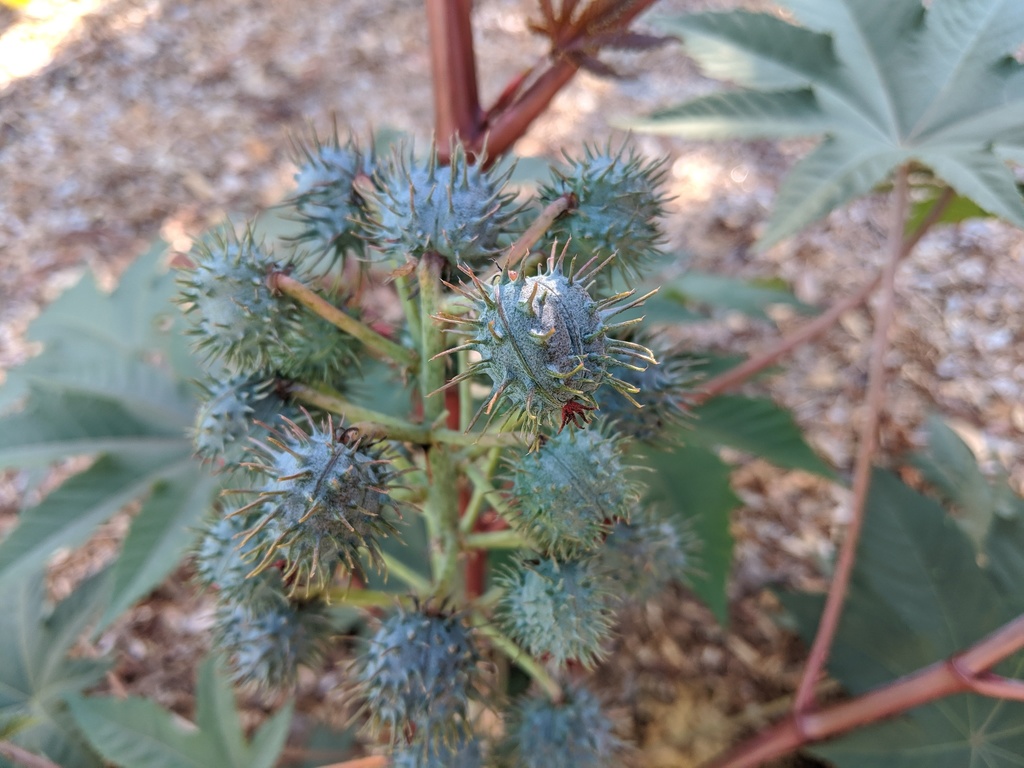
791, 166, 910, 713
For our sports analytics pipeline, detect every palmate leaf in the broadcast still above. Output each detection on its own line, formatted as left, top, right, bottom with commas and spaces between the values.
783, 470, 1024, 766
0, 241, 215, 628
66, 657, 293, 768
634, 0, 1024, 247
0, 567, 111, 767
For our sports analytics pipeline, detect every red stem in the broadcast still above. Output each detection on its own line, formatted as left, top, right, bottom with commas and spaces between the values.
427, 0, 483, 156
791, 166, 910, 713
706, 614, 1024, 768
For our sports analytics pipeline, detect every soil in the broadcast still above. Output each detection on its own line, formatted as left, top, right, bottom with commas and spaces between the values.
1, 0, 1022, 766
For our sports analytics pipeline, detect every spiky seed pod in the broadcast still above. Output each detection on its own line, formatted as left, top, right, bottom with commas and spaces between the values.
192, 508, 287, 606
192, 373, 288, 467
600, 507, 694, 600
598, 330, 699, 445
496, 555, 617, 667
506, 425, 638, 558
288, 128, 374, 272
442, 248, 657, 437
269, 305, 361, 388
214, 596, 333, 688
391, 731, 484, 768
234, 414, 399, 591
495, 684, 625, 768
539, 141, 669, 283
364, 141, 522, 271
355, 607, 482, 747
177, 227, 300, 373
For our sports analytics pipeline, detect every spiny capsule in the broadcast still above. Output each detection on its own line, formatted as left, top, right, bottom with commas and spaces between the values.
192, 373, 287, 467
496, 555, 617, 668
177, 227, 299, 373
229, 414, 398, 591
598, 329, 698, 445
539, 141, 669, 283
214, 595, 333, 688
437, 246, 657, 438
268, 303, 361, 389
287, 127, 374, 272
495, 684, 626, 768
355, 607, 482, 747
600, 506, 694, 600
506, 425, 638, 558
391, 730, 483, 768
192, 508, 286, 606
364, 141, 523, 271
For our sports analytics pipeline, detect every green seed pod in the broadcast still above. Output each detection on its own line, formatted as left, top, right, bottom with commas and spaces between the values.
214, 595, 333, 688
233, 415, 398, 591
496, 555, 617, 668
177, 227, 300, 373
600, 506, 694, 600
355, 607, 482, 747
495, 684, 625, 768
598, 330, 698, 445
443, 248, 656, 437
287, 128, 374, 272
192, 507, 286, 606
364, 141, 522, 271
192, 373, 288, 467
506, 425, 638, 558
539, 141, 669, 283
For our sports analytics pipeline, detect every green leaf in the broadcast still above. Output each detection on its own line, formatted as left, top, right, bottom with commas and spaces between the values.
782, 470, 1024, 765
907, 188, 993, 231
0, 242, 217, 625
644, 442, 740, 623
689, 395, 834, 477
66, 656, 293, 768
665, 271, 816, 321
638, 0, 1024, 246
0, 568, 110, 767
911, 416, 995, 548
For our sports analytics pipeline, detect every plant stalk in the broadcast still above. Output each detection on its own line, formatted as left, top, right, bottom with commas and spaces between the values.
426, 0, 482, 154
793, 165, 910, 712
465, 529, 528, 550
499, 193, 576, 269
473, 619, 562, 701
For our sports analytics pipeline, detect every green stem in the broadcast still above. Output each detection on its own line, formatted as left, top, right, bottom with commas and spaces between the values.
290, 381, 523, 448
288, 382, 432, 443
381, 552, 432, 594
325, 588, 414, 609
271, 272, 418, 370
474, 618, 562, 701
460, 447, 503, 534
418, 253, 461, 597
464, 460, 515, 523
394, 273, 422, 344
464, 529, 527, 550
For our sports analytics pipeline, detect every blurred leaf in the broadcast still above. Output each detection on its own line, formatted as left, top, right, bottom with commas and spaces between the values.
907, 188, 994, 232
666, 271, 816, 321
0, 242, 216, 627
911, 416, 995, 548
66, 657, 293, 768
783, 470, 1024, 766
634, 1, 1024, 247
0, 568, 110, 767
644, 442, 740, 623
690, 395, 835, 477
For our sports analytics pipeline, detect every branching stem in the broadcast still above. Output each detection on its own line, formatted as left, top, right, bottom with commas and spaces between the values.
270, 273, 418, 369
695, 186, 954, 404
499, 193, 576, 269
473, 618, 562, 701
465, 529, 528, 550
